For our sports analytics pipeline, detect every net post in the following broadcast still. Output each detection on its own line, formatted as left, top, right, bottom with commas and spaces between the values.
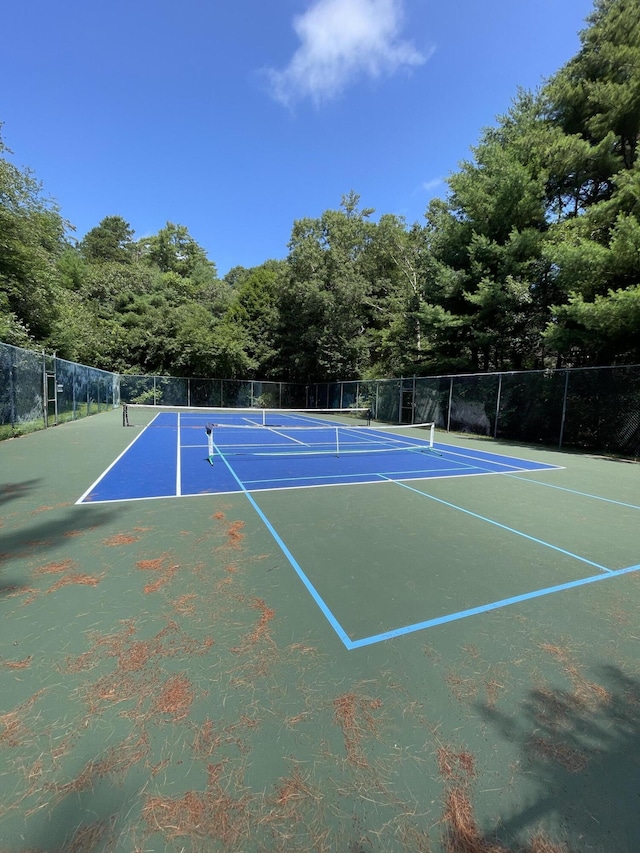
429, 422, 435, 449
122, 403, 128, 427
205, 423, 215, 465
335, 426, 340, 457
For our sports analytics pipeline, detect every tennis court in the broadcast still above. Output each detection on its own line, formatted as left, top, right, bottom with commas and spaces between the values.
2, 406, 639, 851
81, 404, 557, 500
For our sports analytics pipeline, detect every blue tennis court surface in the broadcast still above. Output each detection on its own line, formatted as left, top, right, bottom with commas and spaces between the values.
77, 410, 560, 504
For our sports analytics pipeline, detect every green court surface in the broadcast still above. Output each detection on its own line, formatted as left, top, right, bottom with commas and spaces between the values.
1, 407, 639, 852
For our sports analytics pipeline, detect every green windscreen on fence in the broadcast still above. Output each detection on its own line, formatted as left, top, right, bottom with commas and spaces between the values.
2, 341, 639, 457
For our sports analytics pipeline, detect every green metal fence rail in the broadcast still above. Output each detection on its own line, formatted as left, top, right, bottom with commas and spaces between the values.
2, 341, 639, 457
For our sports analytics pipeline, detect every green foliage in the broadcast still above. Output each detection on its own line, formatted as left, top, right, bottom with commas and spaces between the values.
0, 127, 67, 341
276, 194, 374, 381
1, 0, 639, 378
545, 285, 640, 364
137, 222, 216, 281
80, 215, 134, 263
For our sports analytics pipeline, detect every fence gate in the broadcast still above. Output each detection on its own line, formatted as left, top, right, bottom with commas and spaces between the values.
400, 378, 415, 424
43, 356, 58, 427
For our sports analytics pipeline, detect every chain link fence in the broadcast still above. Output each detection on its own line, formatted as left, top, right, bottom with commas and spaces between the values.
2, 341, 639, 457
309, 367, 640, 458
0, 342, 120, 438
119, 375, 308, 409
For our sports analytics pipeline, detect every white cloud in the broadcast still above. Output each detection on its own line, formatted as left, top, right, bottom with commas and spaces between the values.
422, 177, 443, 192
265, 0, 428, 107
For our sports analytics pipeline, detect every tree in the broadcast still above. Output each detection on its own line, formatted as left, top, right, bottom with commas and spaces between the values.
137, 222, 216, 282
79, 215, 135, 263
539, 0, 640, 366
277, 194, 374, 381
545, 0, 640, 171
224, 261, 284, 377
422, 93, 554, 371
0, 126, 67, 341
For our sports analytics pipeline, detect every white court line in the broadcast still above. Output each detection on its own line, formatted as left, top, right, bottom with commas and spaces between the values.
75, 413, 160, 504
176, 412, 182, 496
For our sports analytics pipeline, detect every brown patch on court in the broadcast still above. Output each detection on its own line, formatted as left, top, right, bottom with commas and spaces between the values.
332, 691, 383, 768
154, 674, 195, 721
0, 690, 47, 747
4, 656, 33, 670
258, 765, 325, 846
55, 816, 118, 853
540, 642, 612, 709
104, 532, 141, 546
437, 746, 476, 783
50, 730, 151, 802
191, 714, 258, 761
231, 598, 276, 657
438, 744, 569, 852
136, 553, 180, 593
34, 558, 78, 575
47, 573, 104, 593
249, 598, 275, 645
446, 673, 479, 705
63, 620, 213, 723
226, 521, 245, 546
142, 760, 251, 847
171, 593, 198, 616
211, 512, 246, 551
24, 559, 103, 598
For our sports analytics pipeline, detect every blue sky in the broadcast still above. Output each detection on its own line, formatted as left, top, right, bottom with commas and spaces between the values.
2, 0, 594, 276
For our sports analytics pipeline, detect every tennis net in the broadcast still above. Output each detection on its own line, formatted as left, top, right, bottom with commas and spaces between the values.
122, 404, 435, 459
206, 420, 436, 459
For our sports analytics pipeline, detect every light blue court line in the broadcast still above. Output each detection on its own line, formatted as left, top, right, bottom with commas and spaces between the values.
242, 465, 473, 487
432, 443, 638, 509
349, 563, 640, 649
434, 443, 563, 473
501, 473, 640, 510
211, 449, 639, 650
213, 444, 352, 648
378, 475, 613, 573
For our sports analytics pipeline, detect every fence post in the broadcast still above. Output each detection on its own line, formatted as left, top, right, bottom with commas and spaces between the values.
558, 369, 569, 450
447, 377, 453, 433
412, 376, 416, 425
494, 373, 502, 439
42, 350, 48, 427
8, 345, 16, 428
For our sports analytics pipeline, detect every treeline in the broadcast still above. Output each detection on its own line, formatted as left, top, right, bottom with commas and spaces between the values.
1, 0, 639, 382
